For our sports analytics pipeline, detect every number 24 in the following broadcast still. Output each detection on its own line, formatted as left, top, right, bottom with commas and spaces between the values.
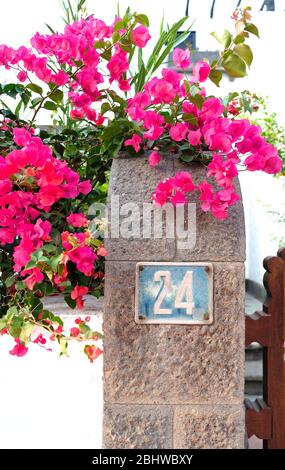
153, 270, 194, 315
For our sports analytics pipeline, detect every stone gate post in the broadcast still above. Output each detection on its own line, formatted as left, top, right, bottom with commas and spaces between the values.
103, 155, 245, 449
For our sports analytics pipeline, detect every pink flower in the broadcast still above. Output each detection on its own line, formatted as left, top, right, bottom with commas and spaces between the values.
124, 134, 142, 153
71, 285, 89, 309
173, 48, 191, 69
148, 151, 161, 167
17, 71, 28, 82
201, 98, 224, 118
127, 92, 150, 121
107, 49, 129, 81
70, 109, 84, 120
97, 245, 107, 257
34, 334, 46, 345
170, 190, 187, 205
193, 61, 211, 82
118, 77, 131, 91
22, 267, 44, 290
51, 70, 69, 86
9, 339, 28, 357
13, 127, 32, 147
198, 181, 214, 212
210, 133, 232, 153
131, 25, 151, 48
67, 213, 88, 228
70, 327, 80, 337
188, 129, 202, 146
84, 344, 103, 363
170, 123, 188, 142
151, 79, 176, 104
174, 171, 195, 193
143, 111, 165, 140
78, 180, 92, 194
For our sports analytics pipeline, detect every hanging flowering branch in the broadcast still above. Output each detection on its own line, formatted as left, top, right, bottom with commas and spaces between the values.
0, 2, 282, 358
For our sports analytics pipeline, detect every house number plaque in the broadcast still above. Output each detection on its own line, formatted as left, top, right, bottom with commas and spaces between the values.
135, 262, 214, 325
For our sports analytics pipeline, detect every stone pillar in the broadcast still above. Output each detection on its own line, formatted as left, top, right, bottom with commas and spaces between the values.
103, 155, 245, 449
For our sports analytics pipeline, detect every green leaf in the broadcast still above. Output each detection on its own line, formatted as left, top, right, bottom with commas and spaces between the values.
222, 52, 247, 78
50, 254, 63, 272
5, 275, 16, 288
15, 99, 23, 116
16, 281, 26, 291
19, 321, 34, 343
64, 295, 76, 309
211, 30, 232, 49
30, 97, 42, 108
112, 31, 120, 43
59, 339, 68, 356
113, 20, 125, 32
43, 243, 57, 253
49, 89, 63, 103
64, 144, 77, 157
209, 69, 222, 87
189, 94, 204, 109
101, 102, 111, 115
180, 152, 195, 163
21, 91, 31, 107
234, 34, 246, 45
7, 306, 18, 319
244, 23, 260, 38
135, 14, 150, 27
234, 44, 253, 67
182, 113, 198, 125
9, 316, 23, 338
94, 40, 106, 49
26, 83, 43, 95
43, 101, 58, 111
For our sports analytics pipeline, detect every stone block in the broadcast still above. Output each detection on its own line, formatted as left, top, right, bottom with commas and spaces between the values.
174, 405, 245, 449
104, 260, 245, 405
103, 404, 173, 449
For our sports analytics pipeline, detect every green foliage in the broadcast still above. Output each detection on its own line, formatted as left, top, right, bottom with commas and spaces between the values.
241, 95, 285, 176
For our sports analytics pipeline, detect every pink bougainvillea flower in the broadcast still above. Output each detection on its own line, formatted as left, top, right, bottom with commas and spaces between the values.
34, 333, 46, 345
22, 267, 44, 290
143, 111, 165, 140
131, 25, 151, 48
173, 171, 195, 193
173, 48, 191, 69
78, 180, 92, 195
107, 49, 129, 82
9, 339, 28, 357
13, 127, 32, 147
148, 151, 161, 167
71, 285, 89, 309
150, 78, 176, 104
198, 181, 214, 212
97, 245, 107, 257
67, 213, 88, 228
192, 61, 211, 82
70, 327, 80, 337
201, 97, 224, 119
170, 123, 188, 142
188, 129, 202, 146
17, 71, 28, 82
84, 344, 103, 363
70, 109, 85, 120
124, 134, 142, 153
170, 190, 187, 205
118, 77, 131, 92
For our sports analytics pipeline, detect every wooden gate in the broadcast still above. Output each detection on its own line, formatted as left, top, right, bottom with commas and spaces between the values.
245, 247, 285, 449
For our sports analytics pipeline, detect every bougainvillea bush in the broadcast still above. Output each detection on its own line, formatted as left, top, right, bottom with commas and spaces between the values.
0, 1, 282, 358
